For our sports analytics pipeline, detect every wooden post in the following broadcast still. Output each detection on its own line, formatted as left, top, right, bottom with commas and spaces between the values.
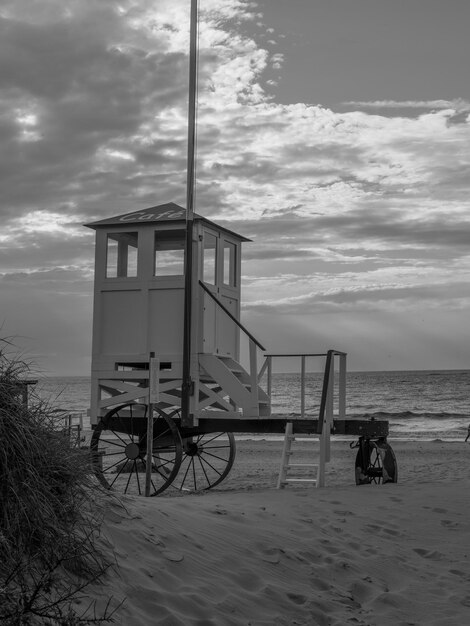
249, 339, 259, 414
339, 353, 347, 419
145, 352, 159, 497
267, 356, 272, 399
300, 355, 306, 419
181, 0, 199, 427
277, 421, 293, 489
325, 356, 334, 463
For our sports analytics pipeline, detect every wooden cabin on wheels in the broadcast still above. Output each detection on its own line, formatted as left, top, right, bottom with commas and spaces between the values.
85, 203, 397, 495
86, 202, 263, 425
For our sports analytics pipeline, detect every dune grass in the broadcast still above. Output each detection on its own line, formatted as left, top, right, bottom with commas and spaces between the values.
0, 343, 119, 624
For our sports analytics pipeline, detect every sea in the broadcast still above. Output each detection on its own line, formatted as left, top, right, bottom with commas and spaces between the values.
33, 370, 470, 442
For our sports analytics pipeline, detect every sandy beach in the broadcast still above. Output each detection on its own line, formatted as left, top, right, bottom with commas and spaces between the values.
82, 440, 470, 625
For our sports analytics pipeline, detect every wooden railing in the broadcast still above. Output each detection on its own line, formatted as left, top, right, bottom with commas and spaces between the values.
199, 281, 265, 415
261, 350, 346, 421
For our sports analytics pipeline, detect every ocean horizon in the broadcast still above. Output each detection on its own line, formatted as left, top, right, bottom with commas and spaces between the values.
32, 368, 470, 442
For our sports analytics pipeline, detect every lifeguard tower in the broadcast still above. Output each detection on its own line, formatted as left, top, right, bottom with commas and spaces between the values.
86, 201, 271, 427
86, 202, 395, 496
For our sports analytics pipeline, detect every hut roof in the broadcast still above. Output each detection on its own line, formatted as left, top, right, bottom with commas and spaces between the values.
84, 202, 251, 242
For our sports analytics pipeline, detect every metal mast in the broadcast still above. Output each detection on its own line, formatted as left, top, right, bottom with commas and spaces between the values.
181, 0, 198, 425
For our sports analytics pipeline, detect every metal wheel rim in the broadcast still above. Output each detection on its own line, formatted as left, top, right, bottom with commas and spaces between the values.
173, 432, 236, 492
90, 403, 183, 496
355, 439, 397, 485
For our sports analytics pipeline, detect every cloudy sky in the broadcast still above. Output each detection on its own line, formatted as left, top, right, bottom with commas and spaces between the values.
1, 0, 469, 375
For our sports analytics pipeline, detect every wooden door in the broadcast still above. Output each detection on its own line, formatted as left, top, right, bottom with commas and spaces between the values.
201, 228, 240, 358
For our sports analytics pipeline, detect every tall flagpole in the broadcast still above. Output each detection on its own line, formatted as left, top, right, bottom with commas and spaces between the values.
182, 0, 198, 425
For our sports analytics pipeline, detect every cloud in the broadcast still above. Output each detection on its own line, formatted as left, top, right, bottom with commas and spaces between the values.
243, 281, 470, 315
341, 99, 470, 110
1, 0, 470, 372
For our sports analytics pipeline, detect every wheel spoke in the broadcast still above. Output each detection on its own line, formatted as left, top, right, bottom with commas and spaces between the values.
191, 456, 198, 490
135, 460, 142, 495
152, 454, 175, 470
102, 456, 128, 474
110, 410, 131, 442
109, 429, 129, 447
124, 461, 137, 494
141, 458, 158, 495
130, 404, 135, 440
198, 450, 231, 464
108, 460, 129, 488
199, 433, 221, 446
197, 454, 223, 477
99, 438, 127, 449
98, 450, 128, 457
197, 454, 212, 486
151, 452, 177, 480
179, 458, 193, 489
152, 464, 173, 481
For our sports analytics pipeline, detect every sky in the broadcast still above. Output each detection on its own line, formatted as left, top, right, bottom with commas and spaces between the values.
1, 0, 469, 375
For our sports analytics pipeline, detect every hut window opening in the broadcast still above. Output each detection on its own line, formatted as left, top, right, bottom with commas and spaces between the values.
106, 232, 138, 278
154, 230, 185, 276
203, 232, 217, 285
223, 241, 236, 287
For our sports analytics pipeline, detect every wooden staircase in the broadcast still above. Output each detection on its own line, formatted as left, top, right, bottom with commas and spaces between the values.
198, 354, 270, 418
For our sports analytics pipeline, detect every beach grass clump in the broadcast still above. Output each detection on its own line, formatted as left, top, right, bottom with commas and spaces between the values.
0, 343, 118, 624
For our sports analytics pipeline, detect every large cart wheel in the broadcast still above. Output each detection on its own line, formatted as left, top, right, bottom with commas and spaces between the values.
354, 437, 397, 485
172, 432, 236, 492
90, 403, 183, 496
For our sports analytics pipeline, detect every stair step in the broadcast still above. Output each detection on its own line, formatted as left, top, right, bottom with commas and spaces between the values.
288, 463, 319, 468
217, 356, 245, 373
283, 478, 318, 483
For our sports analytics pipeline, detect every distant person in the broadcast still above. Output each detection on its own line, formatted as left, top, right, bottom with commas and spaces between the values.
465, 424, 470, 442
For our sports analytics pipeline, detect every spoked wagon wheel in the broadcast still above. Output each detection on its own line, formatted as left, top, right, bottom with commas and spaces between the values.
172, 432, 236, 492
354, 437, 397, 485
90, 403, 183, 496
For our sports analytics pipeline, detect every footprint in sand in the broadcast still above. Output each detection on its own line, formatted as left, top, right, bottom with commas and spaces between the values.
349, 579, 380, 604
365, 523, 402, 538
211, 506, 228, 515
413, 547, 444, 560
259, 548, 281, 564
310, 577, 331, 592
440, 519, 460, 530
161, 550, 184, 562
286, 592, 307, 605
145, 533, 163, 546
231, 568, 264, 591
381, 527, 402, 537
449, 569, 470, 580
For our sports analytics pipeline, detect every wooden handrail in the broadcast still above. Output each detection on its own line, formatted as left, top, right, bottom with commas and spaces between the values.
199, 280, 266, 351
264, 351, 346, 358
317, 349, 335, 434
